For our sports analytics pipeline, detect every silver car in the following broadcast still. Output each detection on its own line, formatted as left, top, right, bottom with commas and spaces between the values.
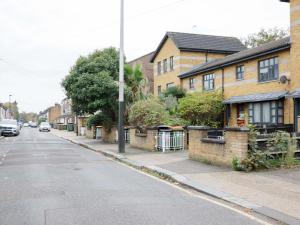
0, 119, 20, 136
39, 122, 51, 132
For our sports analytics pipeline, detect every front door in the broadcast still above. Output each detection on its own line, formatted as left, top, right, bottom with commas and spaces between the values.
294, 98, 300, 132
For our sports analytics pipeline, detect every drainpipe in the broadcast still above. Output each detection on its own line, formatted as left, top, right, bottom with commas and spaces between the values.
205, 52, 208, 62
221, 67, 225, 97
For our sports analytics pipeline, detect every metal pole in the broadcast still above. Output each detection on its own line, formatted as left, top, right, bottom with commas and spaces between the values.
118, 0, 125, 153
9, 94, 12, 119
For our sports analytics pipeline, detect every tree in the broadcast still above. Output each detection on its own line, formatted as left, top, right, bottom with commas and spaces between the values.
177, 91, 224, 127
62, 47, 121, 128
241, 27, 289, 48
3, 101, 19, 120
124, 64, 145, 102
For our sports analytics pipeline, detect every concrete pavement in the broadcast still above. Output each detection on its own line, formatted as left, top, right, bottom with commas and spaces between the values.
51, 129, 300, 225
0, 128, 269, 225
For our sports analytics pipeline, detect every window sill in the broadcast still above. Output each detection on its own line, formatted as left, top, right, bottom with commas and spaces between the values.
236, 78, 244, 81
258, 79, 278, 84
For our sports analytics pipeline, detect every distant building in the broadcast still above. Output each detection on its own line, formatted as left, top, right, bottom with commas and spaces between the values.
128, 51, 154, 95
0, 103, 11, 120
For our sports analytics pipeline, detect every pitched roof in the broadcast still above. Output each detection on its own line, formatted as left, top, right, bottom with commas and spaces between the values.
150, 32, 247, 62
223, 91, 288, 104
179, 37, 291, 79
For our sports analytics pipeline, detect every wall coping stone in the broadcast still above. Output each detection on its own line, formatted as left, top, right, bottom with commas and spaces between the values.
187, 126, 211, 130
135, 133, 147, 137
201, 138, 225, 144
225, 127, 250, 132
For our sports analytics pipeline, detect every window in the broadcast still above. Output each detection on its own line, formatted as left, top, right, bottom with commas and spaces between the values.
189, 78, 195, 89
248, 100, 283, 124
258, 57, 279, 82
236, 65, 244, 80
166, 82, 175, 89
237, 104, 245, 119
158, 86, 162, 95
157, 62, 161, 75
203, 74, 214, 91
163, 59, 168, 73
170, 56, 174, 71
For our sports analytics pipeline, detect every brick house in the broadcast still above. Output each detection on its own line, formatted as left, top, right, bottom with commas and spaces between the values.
178, 0, 300, 131
128, 52, 154, 95
150, 32, 246, 95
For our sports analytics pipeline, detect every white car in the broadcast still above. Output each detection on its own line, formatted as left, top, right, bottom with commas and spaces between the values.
39, 122, 51, 132
0, 119, 20, 136
23, 123, 29, 127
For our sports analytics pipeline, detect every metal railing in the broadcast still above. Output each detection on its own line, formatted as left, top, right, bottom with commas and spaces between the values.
124, 128, 130, 143
155, 131, 184, 152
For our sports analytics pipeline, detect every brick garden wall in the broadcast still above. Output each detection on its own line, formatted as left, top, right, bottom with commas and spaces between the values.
129, 128, 157, 151
188, 126, 249, 166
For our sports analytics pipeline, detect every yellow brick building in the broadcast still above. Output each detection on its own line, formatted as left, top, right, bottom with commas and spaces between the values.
150, 32, 246, 95
178, 0, 300, 131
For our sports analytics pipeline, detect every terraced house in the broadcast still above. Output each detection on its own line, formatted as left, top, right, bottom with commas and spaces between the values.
151, 32, 246, 95
177, 0, 300, 131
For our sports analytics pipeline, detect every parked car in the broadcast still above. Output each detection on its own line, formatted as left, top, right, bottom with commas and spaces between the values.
0, 119, 20, 136
23, 123, 29, 127
30, 122, 38, 128
39, 122, 51, 132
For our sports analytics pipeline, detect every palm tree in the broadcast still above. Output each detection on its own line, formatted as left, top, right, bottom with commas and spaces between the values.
125, 64, 145, 102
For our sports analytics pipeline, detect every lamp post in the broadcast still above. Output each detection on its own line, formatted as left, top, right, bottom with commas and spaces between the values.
9, 94, 12, 119
118, 0, 125, 153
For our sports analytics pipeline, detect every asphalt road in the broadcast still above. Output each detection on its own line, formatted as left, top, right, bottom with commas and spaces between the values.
0, 128, 267, 225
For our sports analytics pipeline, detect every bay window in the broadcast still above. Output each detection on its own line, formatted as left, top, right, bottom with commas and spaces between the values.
248, 100, 283, 125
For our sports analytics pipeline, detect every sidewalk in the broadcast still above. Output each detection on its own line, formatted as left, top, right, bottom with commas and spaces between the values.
52, 129, 300, 225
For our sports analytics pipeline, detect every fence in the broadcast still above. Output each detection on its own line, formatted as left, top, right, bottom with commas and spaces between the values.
155, 130, 185, 152
124, 128, 130, 143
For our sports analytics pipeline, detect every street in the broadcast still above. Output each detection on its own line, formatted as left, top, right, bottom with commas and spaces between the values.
0, 128, 267, 225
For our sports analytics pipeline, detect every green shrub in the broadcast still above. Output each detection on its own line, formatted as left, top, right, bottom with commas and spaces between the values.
161, 86, 186, 99
128, 98, 169, 127
87, 113, 113, 129
177, 90, 224, 127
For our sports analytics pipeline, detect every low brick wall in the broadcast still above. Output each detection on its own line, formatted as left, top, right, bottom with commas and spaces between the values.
86, 126, 95, 139
129, 128, 157, 151
188, 126, 249, 166
102, 126, 117, 143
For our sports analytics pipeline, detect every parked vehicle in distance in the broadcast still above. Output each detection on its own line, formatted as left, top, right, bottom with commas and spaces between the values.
39, 122, 51, 132
0, 119, 20, 136
30, 122, 38, 128
23, 123, 29, 127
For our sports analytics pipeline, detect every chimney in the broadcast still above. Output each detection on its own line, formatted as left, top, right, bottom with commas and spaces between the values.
282, 0, 300, 89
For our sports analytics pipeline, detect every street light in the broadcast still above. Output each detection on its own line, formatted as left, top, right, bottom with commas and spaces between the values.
9, 94, 12, 119
118, 0, 125, 153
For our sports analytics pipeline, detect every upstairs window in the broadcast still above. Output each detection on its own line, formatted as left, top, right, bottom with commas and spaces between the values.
236, 65, 244, 80
157, 62, 161, 75
189, 77, 195, 89
170, 56, 174, 71
258, 57, 279, 82
203, 74, 214, 91
163, 59, 168, 73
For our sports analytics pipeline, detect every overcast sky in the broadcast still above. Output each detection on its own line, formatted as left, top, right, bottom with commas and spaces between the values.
0, 0, 290, 113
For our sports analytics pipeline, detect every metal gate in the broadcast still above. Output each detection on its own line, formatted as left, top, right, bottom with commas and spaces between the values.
155, 130, 184, 152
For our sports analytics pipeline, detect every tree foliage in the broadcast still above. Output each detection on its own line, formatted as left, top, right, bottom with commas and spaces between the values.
128, 98, 169, 127
241, 27, 289, 48
177, 91, 224, 127
161, 86, 186, 99
124, 64, 145, 102
62, 48, 120, 127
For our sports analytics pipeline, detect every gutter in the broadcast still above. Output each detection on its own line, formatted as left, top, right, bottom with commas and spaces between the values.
178, 44, 290, 79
